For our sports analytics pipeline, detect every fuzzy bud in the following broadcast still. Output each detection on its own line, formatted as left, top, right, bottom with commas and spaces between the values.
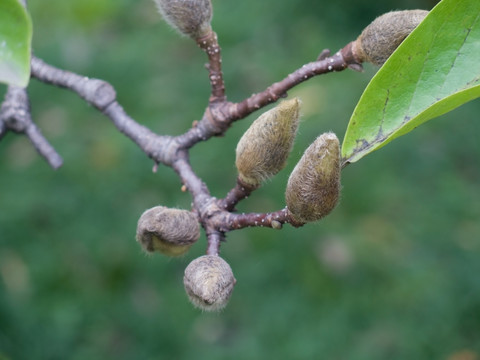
184, 255, 236, 311
136, 206, 200, 256
235, 98, 301, 187
352, 10, 428, 66
154, 0, 213, 39
285, 132, 341, 223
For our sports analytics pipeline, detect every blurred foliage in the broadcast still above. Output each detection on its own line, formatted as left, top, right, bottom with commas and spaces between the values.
1, 0, 480, 359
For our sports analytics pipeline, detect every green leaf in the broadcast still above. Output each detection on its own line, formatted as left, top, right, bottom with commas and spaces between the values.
341, 0, 480, 164
0, 0, 32, 87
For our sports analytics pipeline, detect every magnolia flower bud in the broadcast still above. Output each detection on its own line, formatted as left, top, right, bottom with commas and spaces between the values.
184, 255, 236, 311
285, 132, 341, 223
154, 0, 213, 39
352, 10, 428, 66
136, 206, 200, 256
235, 98, 301, 187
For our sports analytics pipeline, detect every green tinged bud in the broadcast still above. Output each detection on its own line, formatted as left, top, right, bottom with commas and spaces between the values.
353, 10, 428, 66
285, 132, 341, 223
136, 206, 200, 256
235, 98, 301, 187
154, 0, 213, 39
184, 255, 236, 311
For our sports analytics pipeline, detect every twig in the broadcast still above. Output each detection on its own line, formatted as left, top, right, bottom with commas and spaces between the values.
30, 57, 175, 166
205, 230, 224, 256
0, 86, 63, 169
171, 153, 211, 211
197, 30, 226, 103
173, 46, 359, 151
218, 177, 258, 211
223, 208, 304, 231
24, 123, 63, 169
227, 48, 352, 121
172, 154, 229, 256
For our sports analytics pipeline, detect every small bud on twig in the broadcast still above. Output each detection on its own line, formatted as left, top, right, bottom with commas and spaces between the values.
352, 10, 428, 66
285, 132, 341, 223
136, 206, 200, 256
235, 98, 301, 187
154, 0, 213, 39
184, 255, 236, 311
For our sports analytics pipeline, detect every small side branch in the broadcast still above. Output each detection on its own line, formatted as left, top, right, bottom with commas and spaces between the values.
222, 208, 304, 231
0, 86, 63, 169
218, 177, 258, 211
172, 153, 212, 212
206, 230, 224, 256
172, 154, 227, 256
228, 49, 351, 120
170, 47, 358, 152
24, 123, 63, 169
197, 30, 226, 103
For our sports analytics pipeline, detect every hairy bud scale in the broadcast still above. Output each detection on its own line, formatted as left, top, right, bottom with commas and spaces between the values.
136, 206, 200, 256
285, 132, 341, 223
353, 10, 428, 66
154, 0, 213, 38
184, 255, 236, 311
235, 98, 301, 187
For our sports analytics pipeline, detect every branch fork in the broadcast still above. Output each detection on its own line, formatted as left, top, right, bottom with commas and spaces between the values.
2, 4, 362, 256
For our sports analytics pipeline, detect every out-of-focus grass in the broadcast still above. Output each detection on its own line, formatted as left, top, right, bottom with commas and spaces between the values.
1, 0, 480, 359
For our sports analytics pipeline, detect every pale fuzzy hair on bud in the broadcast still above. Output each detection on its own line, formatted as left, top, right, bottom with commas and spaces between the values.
353, 10, 428, 66
184, 255, 236, 312
136, 206, 200, 257
235, 98, 301, 187
154, 0, 213, 39
285, 132, 341, 223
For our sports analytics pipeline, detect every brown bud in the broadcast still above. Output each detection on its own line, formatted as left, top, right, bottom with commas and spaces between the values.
154, 0, 213, 39
136, 206, 200, 256
285, 132, 341, 223
184, 255, 236, 311
235, 98, 301, 187
352, 10, 428, 66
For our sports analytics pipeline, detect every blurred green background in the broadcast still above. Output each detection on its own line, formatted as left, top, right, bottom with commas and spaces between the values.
1, 0, 480, 359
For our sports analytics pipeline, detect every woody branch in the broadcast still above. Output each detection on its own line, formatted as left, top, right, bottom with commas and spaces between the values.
13, 30, 360, 257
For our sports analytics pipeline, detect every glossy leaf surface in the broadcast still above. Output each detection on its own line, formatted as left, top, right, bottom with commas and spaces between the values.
342, 0, 480, 164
